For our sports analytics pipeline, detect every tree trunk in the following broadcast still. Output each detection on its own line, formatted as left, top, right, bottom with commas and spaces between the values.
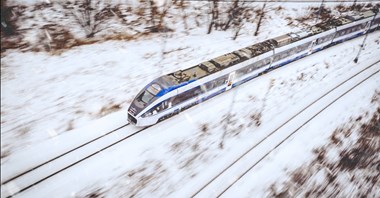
254, 2, 266, 36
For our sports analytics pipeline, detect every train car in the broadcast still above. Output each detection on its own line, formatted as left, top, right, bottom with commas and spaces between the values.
128, 10, 379, 126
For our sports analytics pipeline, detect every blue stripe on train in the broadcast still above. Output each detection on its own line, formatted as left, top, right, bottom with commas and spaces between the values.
163, 29, 378, 117
196, 30, 373, 103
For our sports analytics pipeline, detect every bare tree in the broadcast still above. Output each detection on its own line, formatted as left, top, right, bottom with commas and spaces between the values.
207, 0, 219, 34
232, 22, 243, 40
223, 0, 240, 31
254, 1, 266, 36
148, 0, 159, 27
224, 0, 252, 40
145, 0, 172, 33
61, 0, 114, 38
178, 0, 189, 32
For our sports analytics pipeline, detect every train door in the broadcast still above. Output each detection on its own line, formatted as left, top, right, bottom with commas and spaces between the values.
226, 72, 236, 91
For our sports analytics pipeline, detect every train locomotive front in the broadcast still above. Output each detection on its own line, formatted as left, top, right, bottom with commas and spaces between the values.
127, 74, 184, 126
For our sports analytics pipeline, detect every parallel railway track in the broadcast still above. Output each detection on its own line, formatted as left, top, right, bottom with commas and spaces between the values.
6, 60, 377, 198
192, 61, 379, 197
2, 29, 378, 198
1, 124, 153, 198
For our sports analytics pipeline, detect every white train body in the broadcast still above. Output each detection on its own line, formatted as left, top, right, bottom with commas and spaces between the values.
128, 10, 379, 126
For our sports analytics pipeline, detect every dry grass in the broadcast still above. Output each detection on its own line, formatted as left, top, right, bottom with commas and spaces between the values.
97, 103, 123, 117
267, 107, 380, 197
249, 111, 262, 127
371, 89, 380, 104
1, 149, 11, 160
79, 188, 106, 198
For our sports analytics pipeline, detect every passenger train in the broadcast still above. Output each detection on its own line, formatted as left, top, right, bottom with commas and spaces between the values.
128, 9, 380, 126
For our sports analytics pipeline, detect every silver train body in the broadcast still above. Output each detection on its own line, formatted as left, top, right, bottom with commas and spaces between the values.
128, 10, 380, 126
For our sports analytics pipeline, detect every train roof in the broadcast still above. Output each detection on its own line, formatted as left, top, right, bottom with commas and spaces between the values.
163, 40, 277, 85
160, 9, 376, 87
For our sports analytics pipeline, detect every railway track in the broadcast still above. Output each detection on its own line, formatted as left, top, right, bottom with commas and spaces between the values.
3, 58, 379, 198
2, 62, 378, 198
192, 60, 380, 197
1, 123, 152, 198
2, 37, 378, 197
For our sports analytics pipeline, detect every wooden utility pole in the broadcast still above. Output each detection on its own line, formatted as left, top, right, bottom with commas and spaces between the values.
354, 11, 377, 63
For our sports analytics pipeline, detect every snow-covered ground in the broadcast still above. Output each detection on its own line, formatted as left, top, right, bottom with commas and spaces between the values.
1, 1, 338, 162
4, 30, 379, 198
1, 1, 379, 197
221, 74, 380, 198
3, 0, 378, 164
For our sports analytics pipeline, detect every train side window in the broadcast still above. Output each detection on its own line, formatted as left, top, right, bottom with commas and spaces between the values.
318, 37, 323, 45
238, 65, 249, 74
250, 64, 256, 71
298, 42, 310, 52
258, 59, 265, 67
340, 29, 347, 36
280, 51, 287, 59
264, 57, 272, 65
205, 75, 227, 90
204, 81, 214, 90
171, 86, 203, 106
278, 52, 284, 60
288, 48, 296, 57
317, 35, 330, 45
296, 44, 302, 52
245, 65, 252, 72
322, 34, 332, 44
327, 35, 332, 41
275, 50, 288, 62
297, 44, 302, 52
255, 60, 263, 68
273, 53, 281, 62
209, 75, 228, 89
284, 49, 292, 58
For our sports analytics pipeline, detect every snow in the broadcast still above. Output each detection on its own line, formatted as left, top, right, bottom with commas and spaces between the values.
199, 61, 380, 197
4, 30, 379, 198
2, 1, 318, 169
1, 1, 379, 197
1, 110, 129, 185
222, 72, 379, 198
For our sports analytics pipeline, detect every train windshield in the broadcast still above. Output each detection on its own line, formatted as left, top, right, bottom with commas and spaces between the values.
140, 83, 161, 104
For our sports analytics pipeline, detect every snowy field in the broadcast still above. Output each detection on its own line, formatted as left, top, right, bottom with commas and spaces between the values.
2, 0, 377, 164
7, 30, 379, 198
1, 0, 379, 197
